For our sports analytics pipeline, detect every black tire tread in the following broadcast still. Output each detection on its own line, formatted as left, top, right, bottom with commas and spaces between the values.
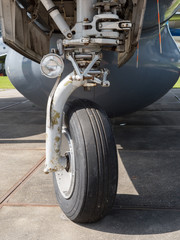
54, 99, 118, 223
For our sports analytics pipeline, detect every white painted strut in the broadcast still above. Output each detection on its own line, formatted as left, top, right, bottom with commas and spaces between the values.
44, 73, 85, 174
76, 0, 96, 22
40, 0, 72, 39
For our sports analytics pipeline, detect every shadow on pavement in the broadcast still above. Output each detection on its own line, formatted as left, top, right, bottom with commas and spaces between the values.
115, 150, 180, 209
80, 152, 180, 235
81, 149, 180, 235
0, 97, 46, 138
81, 208, 180, 235
81, 103, 180, 235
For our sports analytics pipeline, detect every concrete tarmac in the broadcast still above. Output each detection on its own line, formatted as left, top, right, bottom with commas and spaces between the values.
0, 89, 180, 240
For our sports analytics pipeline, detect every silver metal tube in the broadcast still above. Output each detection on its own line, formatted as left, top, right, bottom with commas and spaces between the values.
40, 0, 72, 39
77, 0, 97, 22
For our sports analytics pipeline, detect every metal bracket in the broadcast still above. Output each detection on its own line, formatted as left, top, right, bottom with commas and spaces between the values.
67, 54, 110, 87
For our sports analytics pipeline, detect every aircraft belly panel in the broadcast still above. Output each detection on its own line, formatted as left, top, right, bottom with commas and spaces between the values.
5, 25, 180, 116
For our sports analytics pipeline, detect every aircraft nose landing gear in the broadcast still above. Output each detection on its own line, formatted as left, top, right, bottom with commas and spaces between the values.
42, 53, 118, 223
40, 0, 122, 223
40, 0, 147, 223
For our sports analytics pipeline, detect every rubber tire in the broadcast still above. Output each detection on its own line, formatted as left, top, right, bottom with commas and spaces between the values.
53, 99, 118, 223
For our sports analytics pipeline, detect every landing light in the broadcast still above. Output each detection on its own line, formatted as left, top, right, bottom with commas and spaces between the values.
40, 54, 64, 78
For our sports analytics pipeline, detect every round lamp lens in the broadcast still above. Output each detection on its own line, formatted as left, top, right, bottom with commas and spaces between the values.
40, 54, 64, 78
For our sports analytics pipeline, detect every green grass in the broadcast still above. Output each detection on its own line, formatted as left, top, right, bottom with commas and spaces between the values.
0, 76, 15, 89
173, 77, 180, 88
170, 14, 180, 21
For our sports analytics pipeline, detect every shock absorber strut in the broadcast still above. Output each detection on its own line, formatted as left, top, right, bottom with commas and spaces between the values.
41, 0, 147, 173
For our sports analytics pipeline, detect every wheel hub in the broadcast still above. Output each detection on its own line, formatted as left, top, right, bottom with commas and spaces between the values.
55, 127, 75, 199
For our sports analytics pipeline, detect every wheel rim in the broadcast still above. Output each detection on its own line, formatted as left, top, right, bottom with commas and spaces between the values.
55, 127, 75, 199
